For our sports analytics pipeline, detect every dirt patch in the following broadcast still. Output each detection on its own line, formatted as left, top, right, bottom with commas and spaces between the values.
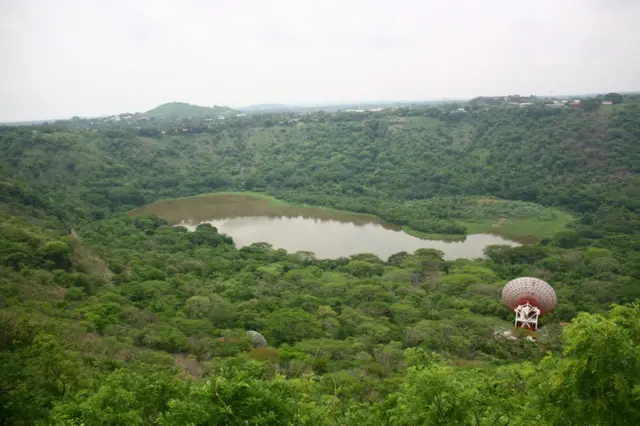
175, 355, 205, 379
70, 229, 113, 283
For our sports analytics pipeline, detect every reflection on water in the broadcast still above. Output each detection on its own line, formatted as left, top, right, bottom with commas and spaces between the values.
177, 216, 519, 261
130, 194, 520, 260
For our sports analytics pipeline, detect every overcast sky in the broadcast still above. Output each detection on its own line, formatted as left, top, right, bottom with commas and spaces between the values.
1, 0, 639, 121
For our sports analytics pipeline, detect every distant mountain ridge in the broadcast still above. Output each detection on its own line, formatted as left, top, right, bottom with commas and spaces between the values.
235, 100, 461, 114
237, 104, 302, 113
145, 102, 236, 118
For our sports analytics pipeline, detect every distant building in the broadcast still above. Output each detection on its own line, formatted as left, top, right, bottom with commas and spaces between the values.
601, 100, 613, 105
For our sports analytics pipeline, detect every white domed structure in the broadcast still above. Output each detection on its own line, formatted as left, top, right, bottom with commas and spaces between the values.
502, 277, 556, 330
246, 330, 268, 348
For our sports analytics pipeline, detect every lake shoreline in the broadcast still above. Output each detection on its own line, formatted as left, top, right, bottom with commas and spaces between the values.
130, 191, 470, 242
130, 191, 570, 244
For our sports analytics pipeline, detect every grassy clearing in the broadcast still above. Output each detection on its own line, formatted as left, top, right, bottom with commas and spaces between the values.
172, 191, 382, 218
174, 191, 290, 204
130, 191, 385, 226
402, 226, 467, 242
460, 208, 574, 242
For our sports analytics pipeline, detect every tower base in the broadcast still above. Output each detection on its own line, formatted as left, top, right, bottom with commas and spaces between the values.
514, 302, 541, 330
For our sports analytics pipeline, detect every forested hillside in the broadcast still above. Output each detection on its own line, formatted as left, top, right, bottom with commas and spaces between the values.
1, 102, 639, 424
1, 105, 638, 222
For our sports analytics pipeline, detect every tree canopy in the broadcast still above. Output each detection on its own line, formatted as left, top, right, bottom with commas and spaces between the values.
1, 99, 639, 424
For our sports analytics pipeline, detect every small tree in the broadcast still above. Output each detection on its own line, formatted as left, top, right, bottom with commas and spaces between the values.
604, 92, 623, 104
581, 98, 600, 112
40, 240, 72, 270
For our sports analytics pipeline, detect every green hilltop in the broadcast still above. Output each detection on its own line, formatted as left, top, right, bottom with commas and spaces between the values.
145, 101, 236, 118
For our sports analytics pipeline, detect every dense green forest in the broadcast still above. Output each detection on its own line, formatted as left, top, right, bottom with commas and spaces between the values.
1, 101, 639, 424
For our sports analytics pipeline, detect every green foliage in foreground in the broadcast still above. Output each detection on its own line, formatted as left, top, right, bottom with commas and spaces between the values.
1, 211, 639, 425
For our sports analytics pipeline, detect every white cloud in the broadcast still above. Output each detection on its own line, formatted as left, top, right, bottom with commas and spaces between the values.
1, 0, 639, 121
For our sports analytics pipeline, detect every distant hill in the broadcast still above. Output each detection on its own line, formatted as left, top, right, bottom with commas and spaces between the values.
237, 100, 464, 114
237, 104, 309, 114
0, 118, 71, 126
145, 102, 236, 118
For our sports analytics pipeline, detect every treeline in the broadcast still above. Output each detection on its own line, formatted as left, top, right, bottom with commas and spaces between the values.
1, 105, 638, 227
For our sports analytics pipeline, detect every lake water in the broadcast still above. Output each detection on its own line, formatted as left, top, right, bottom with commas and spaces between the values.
130, 194, 520, 260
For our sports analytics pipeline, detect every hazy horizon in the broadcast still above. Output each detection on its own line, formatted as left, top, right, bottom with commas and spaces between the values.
2, 0, 640, 122
3, 91, 637, 123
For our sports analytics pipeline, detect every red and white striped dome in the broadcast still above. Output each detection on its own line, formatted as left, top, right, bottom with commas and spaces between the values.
502, 277, 556, 315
